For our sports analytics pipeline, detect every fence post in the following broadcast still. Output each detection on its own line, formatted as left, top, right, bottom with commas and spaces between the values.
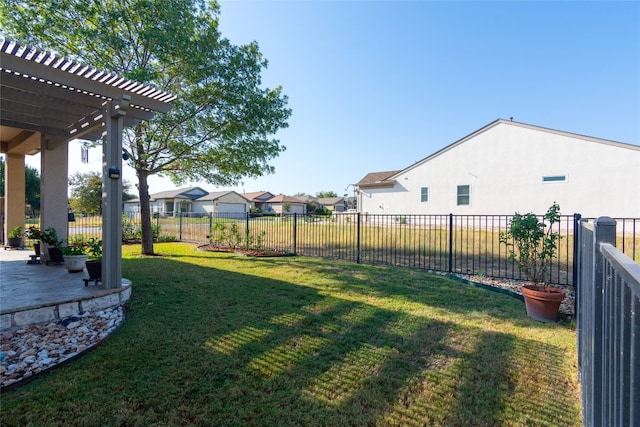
245, 212, 250, 237
356, 212, 361, 264
589, 217, 617, 426
208, 212, 212, 239
573, 213, 582, 315
293, 213, 297, 255
179, 211, 183, 241
448, 213, 453, 274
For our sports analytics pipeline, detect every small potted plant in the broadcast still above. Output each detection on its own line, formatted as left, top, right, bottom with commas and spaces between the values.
24, 226, 44, 261
85, 238, 102, 281
25, 226, 43, 254
7, 226, 24, 248
62, 240, 88, 272
499, 202, 565, 322
41, 226, 65, 264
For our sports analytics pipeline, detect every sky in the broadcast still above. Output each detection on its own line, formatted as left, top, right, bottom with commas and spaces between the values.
25, 0, 640, 198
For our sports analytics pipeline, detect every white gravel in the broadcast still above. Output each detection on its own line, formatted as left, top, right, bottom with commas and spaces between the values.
452, 273, 575, 317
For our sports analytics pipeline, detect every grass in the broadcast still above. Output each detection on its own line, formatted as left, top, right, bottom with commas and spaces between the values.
1, 243, 581, 426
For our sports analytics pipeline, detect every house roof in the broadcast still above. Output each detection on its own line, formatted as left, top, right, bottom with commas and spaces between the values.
196, 191, 249, 202
317, 197, 344, 206
149, 186, 208, 201
388, 118, 640, 180
242, 191, 275, 202
356, 170, 400, 188
267, 194, 306, 204
296, 195, 318, 203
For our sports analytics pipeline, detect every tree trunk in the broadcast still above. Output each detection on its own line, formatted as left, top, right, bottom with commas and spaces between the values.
137, 169, 155, 255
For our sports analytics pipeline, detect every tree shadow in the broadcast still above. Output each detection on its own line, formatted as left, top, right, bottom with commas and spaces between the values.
0, 253, 579, 426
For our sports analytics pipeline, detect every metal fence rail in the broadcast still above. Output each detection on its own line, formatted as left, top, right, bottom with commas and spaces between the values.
25, 212, 639, 289
577, 217, 640, 427
140, 212, 582, 285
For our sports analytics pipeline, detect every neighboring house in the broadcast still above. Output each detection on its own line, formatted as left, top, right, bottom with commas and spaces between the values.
124, 187, 209, 216
266, 195, 307, 215
317, 197, 346, 212
242, 191, 276, 214
295, 195, 319, 213
343, 196, 357, 211
356, 119, 640, 218
194, 191, 250, 218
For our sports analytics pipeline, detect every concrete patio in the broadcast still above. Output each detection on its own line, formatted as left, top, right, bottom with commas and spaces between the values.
0, 248, 131, 331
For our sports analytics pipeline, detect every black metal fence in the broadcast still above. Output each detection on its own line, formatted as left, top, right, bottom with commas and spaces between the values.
26, 212, 639, 289
121, 212, 588, 286
577, 217, 640, 426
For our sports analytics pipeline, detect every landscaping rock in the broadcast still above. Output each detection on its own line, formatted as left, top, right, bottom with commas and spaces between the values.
0, 307, 124, 388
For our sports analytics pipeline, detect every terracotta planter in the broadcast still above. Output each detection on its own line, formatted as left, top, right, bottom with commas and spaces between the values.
521, 285, 565, 322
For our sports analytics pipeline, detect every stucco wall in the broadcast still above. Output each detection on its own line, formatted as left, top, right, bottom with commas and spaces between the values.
360, 122, 640, 218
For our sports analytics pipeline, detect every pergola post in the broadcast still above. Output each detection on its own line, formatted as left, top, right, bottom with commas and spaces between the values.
101, 97, 128, 289
40, 135, 69, 252
3, 153, 25, 245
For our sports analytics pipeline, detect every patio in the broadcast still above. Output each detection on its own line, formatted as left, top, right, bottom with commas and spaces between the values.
0, 248, 131, 331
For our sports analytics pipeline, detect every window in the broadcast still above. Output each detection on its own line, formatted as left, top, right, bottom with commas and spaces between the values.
542, 175, 566, 182
457, 185, 470, 206
420, 187, 429, 202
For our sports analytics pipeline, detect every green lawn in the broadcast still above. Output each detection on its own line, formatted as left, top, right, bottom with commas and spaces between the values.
1, 243, 581, 426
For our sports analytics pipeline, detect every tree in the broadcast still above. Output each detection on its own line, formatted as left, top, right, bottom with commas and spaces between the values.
316, 191, 338, 198
0, 157, 41, 212
25, 166, 40, 211
1, 0, 291, 255
69, 171, 135, 215
69, 172, 102, 215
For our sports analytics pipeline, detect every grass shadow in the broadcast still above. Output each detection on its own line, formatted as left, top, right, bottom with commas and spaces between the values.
0, 247, 580, 426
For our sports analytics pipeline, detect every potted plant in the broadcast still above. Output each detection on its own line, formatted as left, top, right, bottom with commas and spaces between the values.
41, 226, 65, 264
25, 226, 43, 255
7, 226, 24, 248
62, 241, 88, 272
85, 238, 102, 281
499, 202, 565, 322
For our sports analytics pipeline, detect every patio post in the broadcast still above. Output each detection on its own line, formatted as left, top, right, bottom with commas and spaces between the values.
102, 96, 128, 289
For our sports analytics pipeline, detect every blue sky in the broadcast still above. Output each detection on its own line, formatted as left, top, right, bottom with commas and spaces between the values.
37, 0, 640, 197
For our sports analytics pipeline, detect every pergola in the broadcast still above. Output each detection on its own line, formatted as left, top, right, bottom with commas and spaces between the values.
0, 37, 175, 289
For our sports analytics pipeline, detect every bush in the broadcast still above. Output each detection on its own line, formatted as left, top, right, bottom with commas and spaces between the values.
499, 202, 562, 285
314, 207, 332, 216
8, 226, 23, 238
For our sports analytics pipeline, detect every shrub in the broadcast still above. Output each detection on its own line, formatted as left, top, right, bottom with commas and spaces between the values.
499, 202, 562, 285
8, 226, 23, 238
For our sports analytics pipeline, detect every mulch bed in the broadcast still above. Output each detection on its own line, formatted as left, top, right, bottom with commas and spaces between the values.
197, 244, 292, 257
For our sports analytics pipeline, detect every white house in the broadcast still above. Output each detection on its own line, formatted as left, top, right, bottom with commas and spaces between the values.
124, 187, 208, 216
193, 191, 250, 217
356, 119, 640, 218
125, 187, 252, 217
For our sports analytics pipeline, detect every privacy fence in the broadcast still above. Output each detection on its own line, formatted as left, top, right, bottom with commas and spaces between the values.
577, 217, 640, 427
57, 212, 640, 288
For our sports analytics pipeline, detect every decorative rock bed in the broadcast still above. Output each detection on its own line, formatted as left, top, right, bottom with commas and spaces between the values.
452, 273, 575, 317
0, 307, 124, 389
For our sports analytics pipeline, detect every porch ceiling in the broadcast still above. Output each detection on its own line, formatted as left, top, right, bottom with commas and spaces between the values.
0, 37, 176, 155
